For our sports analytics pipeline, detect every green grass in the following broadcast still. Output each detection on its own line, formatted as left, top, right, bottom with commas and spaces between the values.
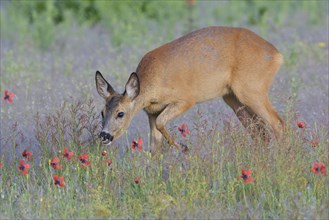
0, 1, 328, 218
0, 112, 328, 219
2, 1, 327, 50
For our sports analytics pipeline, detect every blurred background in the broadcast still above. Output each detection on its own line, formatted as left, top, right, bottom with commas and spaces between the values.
0, 0, 328, 158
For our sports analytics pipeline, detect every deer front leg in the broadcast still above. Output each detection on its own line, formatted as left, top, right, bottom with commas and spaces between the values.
148, 113, 163, 154
155, 102, 193, 149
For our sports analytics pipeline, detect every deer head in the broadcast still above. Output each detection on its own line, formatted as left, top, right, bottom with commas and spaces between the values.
95, 71, 140, 145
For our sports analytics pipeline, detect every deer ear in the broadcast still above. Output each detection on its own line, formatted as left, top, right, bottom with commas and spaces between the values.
125, 72, 140, 100
95, 71, 115, 99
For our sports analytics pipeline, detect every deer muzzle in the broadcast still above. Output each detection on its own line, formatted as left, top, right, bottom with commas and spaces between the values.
99, 131, 113, 145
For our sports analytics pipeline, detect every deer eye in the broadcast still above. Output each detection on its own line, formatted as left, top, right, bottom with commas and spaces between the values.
117, 112, 124, 118
101, 111, 104, 118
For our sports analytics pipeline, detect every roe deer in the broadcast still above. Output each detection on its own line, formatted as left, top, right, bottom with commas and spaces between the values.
95, 26, 284, 152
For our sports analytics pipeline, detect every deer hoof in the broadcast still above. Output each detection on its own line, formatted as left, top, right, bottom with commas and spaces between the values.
179, 143, 189, 154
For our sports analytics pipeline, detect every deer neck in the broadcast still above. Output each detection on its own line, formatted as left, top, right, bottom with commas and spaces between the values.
130, 94, 149, 117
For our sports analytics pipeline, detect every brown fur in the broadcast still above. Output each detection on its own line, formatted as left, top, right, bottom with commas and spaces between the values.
96, 26, 283, 152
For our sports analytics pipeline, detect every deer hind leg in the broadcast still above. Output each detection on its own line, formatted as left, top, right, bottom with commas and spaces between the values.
256, 98, 283, 139
155, 102, 193, 149
147, 113, 163, 154
223, 93, 270, 142
231, 89, 283, 141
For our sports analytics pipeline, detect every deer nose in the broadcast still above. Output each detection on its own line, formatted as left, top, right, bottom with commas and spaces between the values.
99, 131, 113, 143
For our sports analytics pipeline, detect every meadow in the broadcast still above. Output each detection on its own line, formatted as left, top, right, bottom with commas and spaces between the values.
0, 1, 328, 219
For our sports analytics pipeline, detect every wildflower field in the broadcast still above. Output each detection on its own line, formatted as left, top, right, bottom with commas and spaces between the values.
0, 1, 328, 219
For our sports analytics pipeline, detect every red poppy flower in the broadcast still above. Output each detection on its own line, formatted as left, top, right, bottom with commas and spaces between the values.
178, 123, 189, 138
312, 162, 326, 174
134, 177, 141, 184
0, 162, 3, 169
102, 151, 107, 156
50, 157, 62, 170
62, 148, 74, 161
22, 149, 33, 161
310, 139, 319, 148
131, 138, 143, 151
53, 175, 65, 187
78, 154, 91, 166
238, 169, 254, 183
4, 90, 14, 103
18, 160, 30, 175
105, 159, 112, 166
297, 121, 305, 128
